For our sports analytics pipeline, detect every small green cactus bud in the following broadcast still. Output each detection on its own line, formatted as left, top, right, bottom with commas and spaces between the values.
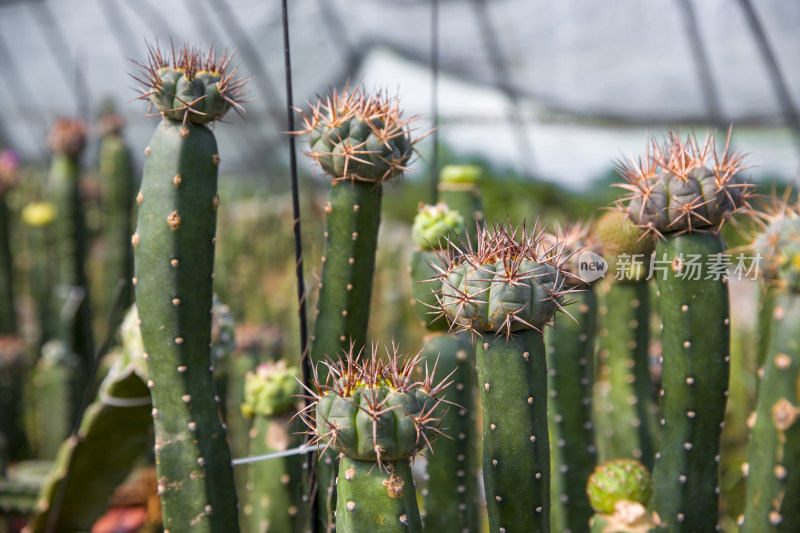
440, 164, 483, 185
131, 42, 248, 125
587, 459, 652, 515
616, 128, 754, 238
594, 210, 655, 282
411, 202, 467, 250
309, 343, 449, 463
297, 86, 416, 184
241, 360, 300, 418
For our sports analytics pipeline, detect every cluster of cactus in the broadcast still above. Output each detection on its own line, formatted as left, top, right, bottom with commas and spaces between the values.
129, 41, 249, 531
301, 343, 449, 533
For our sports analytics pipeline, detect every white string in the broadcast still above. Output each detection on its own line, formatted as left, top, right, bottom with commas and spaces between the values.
231, 443, 315, 466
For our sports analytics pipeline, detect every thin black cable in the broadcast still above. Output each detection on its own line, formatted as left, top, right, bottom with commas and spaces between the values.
430, 0, 440, 204
735, 0, 800, 161
281, 2, 317, 532
674, 0, 725, 127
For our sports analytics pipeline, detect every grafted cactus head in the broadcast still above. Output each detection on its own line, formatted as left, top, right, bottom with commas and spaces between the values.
304, 343, 450, 463
586, 459, 652, 515
541, 220, 601, 287
753, 191, 800, 292
430, 221, 574, 336
131, 41, 248, 125
296, 85, 417, 184
47, 119, 87, 157
440, 164, 483, 186
594, 210, 655, 282
615, 128, 754, 238
241, 360, 301, 418
411, 202, 467, 251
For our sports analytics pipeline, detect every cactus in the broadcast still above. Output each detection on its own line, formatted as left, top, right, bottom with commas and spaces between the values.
20, 202, 58, 346
240, 361, 305, 533
296, 86, 418, 527
430, 221, 574, 533
586, 459, 660, 533
96, 110, 136, 313
740, 201, 800, 532
593, 210, 658, 470
129, 42, 248, 532
544, 222, 600, 533
44, 118, 94, 414
26, 349, 153, 533
0, 149, 19, 335
614, 128, 753, 531
437, 165, 484, 247
303, 344, 450, 533
25, 340, 78, 460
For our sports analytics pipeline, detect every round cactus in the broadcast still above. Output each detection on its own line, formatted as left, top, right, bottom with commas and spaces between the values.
411, 202, 467, 251
594, 210, 655, 282
587, 459, 652, 515
241, 360, 300, 418
131, 42, 247, 125
753, 197, 800, 293
308, 344, 448, 463
615, 128, 753, 238
435, 222, 571, 335
297, 86, 415, 184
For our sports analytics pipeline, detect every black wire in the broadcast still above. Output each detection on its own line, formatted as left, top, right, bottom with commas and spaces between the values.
280, 1, 317, 532
735, 0, 800, 161
430, 0, 440, 204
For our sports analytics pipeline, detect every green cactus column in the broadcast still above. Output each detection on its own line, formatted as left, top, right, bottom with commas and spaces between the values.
308, 344, 449, 533
241, 361, 306, 533
437, 165, 484, 247
0, 336, 26, 461
296, 86, 418, 529
741, 206, 800, 532
593, 210, 658, 470
433, 222, 574, 533
614, 128, 754, 531
45, 119, 94, 409
96, 111, 136, 313
130, 42, 248, 532
21, 202, 58, 346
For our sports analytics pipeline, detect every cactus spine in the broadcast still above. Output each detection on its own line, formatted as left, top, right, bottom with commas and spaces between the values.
241, 361, 305, 533
130, 42, 247, 531
297, 86, 418, 527
593, 210, 658, 469
305, 345, 449, 533
615, 128, 753, 531
431, 222, 574, 533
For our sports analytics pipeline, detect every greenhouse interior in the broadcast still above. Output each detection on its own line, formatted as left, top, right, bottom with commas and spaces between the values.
0, 0, 799, 532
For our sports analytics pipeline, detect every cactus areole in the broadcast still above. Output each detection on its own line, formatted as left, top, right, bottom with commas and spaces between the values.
130, 42, 247, 532
615, 128, 754, 532
303, 344, 449, 533
431, 222, 575, 533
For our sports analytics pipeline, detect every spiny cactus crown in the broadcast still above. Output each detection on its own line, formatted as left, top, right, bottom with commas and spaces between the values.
615, 127, 754, 238
542, 220, 600, 287
131, 41, 248, 125
241, 360, 301, 418
300, 343, 451, 463
411, 202, 467, 250
47, 119, 87, 157
430, 221, 576, 336
594, 210, 655, 282
296, 86, 417, 184
586, 459, 652, 515
753, 192, 800, 292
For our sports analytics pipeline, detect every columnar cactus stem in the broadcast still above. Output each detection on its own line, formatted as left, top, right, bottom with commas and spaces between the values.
0, 149, 19, 335
0, 336, 26, 461
479, 329, 551, 532
430, 221, 575, 533
130, 42, 248, 532
301, 343, 450, 533
614, 128, 754, 531
296, 86, 419, 527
